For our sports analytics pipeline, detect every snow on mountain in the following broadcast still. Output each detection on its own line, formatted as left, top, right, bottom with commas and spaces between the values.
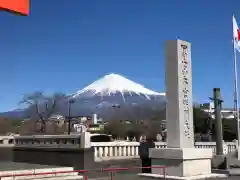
72, 73, 165, 100
64, 73, 166, 118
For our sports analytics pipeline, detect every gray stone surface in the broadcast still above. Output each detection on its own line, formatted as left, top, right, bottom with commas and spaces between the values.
0, 145, 141, 178
226, 151, 240, 168
149, 39, 216, 179
0, 162, 60, 171
211, 155, 228, 169
165, 40, 194, 149
89, 174, 239, 180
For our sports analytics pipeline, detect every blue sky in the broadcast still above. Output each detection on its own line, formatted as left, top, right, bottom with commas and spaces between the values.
0, 0, 238, 111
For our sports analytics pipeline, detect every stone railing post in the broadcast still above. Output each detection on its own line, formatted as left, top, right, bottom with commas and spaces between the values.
80, 132, 91, 149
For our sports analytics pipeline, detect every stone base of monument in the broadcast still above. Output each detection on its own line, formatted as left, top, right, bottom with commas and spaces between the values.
138, 173, 227, 180
138, 148, 227, 180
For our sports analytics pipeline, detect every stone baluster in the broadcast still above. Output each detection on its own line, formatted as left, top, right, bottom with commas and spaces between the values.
119, 146, 122, 156
109, 146, 113, 157
123, 146, 126, 157
136, 145, 139, 156
127, 146, 131, 156
104, 146, 109, 157
114, 146, 118, 157
131, 145, 135, 156
94, 147, 98, 160
99, 147, 103, 158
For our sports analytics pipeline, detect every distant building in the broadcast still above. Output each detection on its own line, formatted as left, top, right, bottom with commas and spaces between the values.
92, 114, 97, 124
48, 114, 65, 126
73, 124, 87, 133
48, 114, 65, 121
200, 102, 236, 119
87, 124, 104, 133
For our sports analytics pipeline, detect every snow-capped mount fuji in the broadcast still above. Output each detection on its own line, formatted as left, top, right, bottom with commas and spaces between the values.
72, 73, 165, 100
0, 73, 166, 119
63, 73, 166, 118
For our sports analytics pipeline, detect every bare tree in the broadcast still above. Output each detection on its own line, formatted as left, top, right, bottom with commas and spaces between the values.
20, 92, 66, 132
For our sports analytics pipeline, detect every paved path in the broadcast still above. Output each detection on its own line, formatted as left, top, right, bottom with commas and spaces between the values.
0, 162, 59, 171
89, 174, 239, 180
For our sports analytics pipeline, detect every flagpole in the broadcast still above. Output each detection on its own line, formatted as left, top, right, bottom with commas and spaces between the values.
233, 35, 240, 151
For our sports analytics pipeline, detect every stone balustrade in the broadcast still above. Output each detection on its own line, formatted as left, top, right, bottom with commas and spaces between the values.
92, 141, 237, 162
14, 133, 91, 149
0, 135, 237, 162
14, 135, 82, 149
0, 136, 15, 147
92, 141, 140, 161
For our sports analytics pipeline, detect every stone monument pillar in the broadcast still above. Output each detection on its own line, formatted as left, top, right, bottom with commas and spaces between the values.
165, 40, 194, 149
139, 40, 225, 179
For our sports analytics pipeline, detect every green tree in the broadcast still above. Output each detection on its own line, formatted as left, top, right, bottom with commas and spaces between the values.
193, 106, 237, 141
222, 118, 237, 141
193, 107, 209, 133
126, 122, 144, 140
104, 120, 128, 139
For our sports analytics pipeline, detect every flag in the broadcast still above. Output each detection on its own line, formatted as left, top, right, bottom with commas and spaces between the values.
233, 15, 240, 52
0, 0, 29, 16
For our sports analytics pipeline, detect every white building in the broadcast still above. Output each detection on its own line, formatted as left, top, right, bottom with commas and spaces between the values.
201, 102, 236, 119
48, 114, 65, 121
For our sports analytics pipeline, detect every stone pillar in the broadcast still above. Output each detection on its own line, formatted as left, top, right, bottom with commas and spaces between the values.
80, 132, 91, 149
165, 40, 194, 148
213, 88, 223, 155
140, 40, 225, 179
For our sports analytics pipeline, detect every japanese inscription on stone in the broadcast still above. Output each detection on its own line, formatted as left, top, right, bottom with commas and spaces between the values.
180, 44, 191, 139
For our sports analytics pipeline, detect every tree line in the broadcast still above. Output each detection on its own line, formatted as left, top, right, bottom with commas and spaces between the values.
0, 91, 237, 141
0, 118, 68, 135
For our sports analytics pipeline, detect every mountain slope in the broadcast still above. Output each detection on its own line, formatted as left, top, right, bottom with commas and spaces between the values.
1, 73, 166, 119
0, 109, 26, 119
